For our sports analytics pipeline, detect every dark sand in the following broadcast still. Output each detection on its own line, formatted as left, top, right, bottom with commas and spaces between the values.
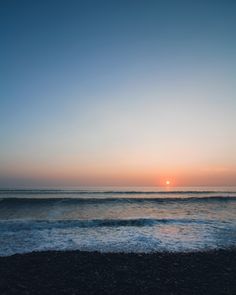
0, 249, 236, 294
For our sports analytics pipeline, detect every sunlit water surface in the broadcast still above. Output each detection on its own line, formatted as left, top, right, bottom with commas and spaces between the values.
0, 187, 236, 256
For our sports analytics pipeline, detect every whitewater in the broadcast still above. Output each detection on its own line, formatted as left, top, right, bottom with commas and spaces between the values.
0, 187, 236, 256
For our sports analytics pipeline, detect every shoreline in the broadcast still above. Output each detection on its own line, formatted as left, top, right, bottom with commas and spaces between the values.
0, 249, 235, 294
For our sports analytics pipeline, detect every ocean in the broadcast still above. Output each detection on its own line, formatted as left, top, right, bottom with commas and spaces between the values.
0, 187, 236, 256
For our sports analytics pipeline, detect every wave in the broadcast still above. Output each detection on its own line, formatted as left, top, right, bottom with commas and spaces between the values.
0, 218, 221, 231
0, 196, 236, 205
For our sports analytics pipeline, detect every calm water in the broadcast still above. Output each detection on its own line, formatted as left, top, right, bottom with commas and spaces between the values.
0, 187, 236, 256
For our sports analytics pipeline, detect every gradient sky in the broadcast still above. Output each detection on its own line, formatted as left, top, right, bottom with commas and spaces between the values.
1, 0, 236, 187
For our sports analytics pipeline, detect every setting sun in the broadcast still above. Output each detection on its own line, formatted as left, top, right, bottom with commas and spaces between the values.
165, 180, 171, 185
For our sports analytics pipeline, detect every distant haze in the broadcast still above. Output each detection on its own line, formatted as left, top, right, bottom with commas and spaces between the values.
1, 0, 236, 187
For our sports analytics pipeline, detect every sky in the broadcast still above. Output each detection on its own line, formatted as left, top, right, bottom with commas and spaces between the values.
0, 0, 236, 187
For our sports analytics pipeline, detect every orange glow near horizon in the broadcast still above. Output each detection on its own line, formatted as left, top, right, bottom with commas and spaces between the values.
1, 1, 236, 190
1, 159, 236, 187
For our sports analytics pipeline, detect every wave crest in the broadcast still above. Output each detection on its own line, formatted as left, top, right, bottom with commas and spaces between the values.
0, 218, 218, 232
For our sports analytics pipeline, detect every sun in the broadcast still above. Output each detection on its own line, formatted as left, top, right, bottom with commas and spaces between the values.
165, 180, 171, 186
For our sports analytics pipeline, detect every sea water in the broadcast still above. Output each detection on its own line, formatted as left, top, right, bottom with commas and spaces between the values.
0, 187, 236, 256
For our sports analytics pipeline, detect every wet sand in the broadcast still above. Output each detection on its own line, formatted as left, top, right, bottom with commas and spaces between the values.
0, 249, 235, 294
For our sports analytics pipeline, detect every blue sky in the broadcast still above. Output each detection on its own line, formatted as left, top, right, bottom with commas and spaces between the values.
1, 0, 236, 187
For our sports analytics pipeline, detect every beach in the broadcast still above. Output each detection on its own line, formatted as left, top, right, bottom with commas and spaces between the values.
0, 249, 235, 295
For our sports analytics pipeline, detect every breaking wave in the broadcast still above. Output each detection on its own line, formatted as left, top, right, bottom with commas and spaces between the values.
0, 217, 221, 231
